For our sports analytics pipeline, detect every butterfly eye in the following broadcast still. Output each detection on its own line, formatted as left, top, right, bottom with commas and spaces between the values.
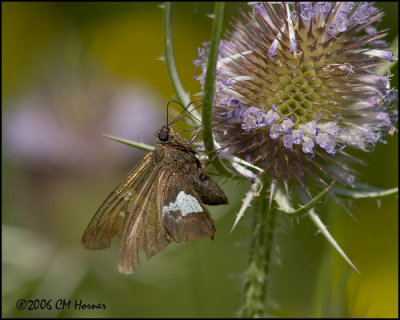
158, 129, 169, 142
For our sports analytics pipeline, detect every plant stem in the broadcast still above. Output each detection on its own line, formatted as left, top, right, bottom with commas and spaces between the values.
201, 2, 232, 177
163, 2, 191, 107
239, 187, 277, 317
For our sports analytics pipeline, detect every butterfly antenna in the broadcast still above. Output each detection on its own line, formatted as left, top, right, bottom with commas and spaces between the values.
176, 115, 234, 144
166, 100, 171, 127
167, 100, 202, 126
177, 117, 228, 136
212, 117, 231, 129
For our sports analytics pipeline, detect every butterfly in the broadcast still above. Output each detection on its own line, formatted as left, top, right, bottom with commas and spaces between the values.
81, 112, 228, 274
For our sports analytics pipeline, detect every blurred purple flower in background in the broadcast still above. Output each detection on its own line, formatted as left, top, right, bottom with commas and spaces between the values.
2, 36, 165, 246
4, 67, 163, 174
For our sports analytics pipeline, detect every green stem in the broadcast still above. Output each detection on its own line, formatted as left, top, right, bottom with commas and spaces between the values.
163, 2, 191, 107
201, 2, 232, 178
239, 187, 277, 317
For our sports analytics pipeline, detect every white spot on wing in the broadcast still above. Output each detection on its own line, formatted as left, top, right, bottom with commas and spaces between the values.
162, 191, 203, 218
124, 191, 132, 201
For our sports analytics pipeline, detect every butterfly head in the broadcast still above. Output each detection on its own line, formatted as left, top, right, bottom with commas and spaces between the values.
156, 125, 190, 147
157, 126, 170, 142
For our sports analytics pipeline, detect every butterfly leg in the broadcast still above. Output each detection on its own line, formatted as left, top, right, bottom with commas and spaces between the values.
189, 127, 202, 144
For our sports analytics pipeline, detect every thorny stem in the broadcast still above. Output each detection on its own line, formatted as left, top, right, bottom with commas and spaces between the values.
201, 2, 233, 177
163, 2, 191, 108
239, 187, 277, 318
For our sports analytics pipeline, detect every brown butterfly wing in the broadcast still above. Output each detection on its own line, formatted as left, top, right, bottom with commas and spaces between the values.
117, 165, 216, 274
83, 143, 217, 274
158, 168, 215, 243
117, 166, 171, 274
81, 153, 154, 250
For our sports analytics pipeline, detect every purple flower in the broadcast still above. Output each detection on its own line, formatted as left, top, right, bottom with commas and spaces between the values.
194, 2, 397, 190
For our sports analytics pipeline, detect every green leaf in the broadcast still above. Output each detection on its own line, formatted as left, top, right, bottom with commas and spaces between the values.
102, 134, 154, 152
332, 186, 398, 199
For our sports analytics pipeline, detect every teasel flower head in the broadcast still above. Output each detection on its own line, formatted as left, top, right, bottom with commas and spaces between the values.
194, 2, 397, 195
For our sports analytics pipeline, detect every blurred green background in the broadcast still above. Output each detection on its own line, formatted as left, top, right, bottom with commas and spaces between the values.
2, 2, 398, 318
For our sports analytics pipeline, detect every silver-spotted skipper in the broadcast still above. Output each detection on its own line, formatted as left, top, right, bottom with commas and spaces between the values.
82, 112, 228, 274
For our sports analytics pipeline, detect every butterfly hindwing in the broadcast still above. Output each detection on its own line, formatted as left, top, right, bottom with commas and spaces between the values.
117, 165, 216, 274
159, 167, 215, 243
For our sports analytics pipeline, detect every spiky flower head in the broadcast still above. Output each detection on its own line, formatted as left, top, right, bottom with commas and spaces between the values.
195, 2, 397, 193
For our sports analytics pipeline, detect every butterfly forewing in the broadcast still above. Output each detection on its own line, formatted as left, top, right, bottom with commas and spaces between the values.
118, 167, 170, 274
81, 153, 154, 249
